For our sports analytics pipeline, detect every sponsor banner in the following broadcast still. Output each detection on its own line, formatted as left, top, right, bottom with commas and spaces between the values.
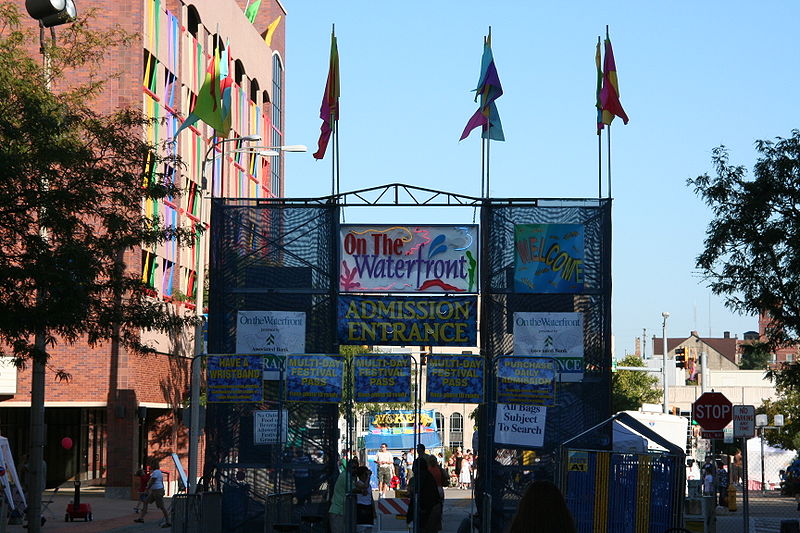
494, 404, 546, 448
236, 311, 306, 379
338, 295, 477, 347
514, 224, 585, 293
513, 312, 585, 382
285, 355, 344, 403
496, 357, 556, 406
426, 355, 484, 403
253, 410, 289, 445
207, 355, 263, 403
339, 224, 478, 293
364, 409, 442, 450
353, 355, 411, 403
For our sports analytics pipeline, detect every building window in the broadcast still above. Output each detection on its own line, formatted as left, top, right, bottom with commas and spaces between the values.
361, 414, 371, 433
449, 413, 463, 450
186, 5, 200, 38
250, 78, 260, 104
435, 412, 445, 445
142, 50, 158, 93
270, 54, 283, 196
787, 354, 794, 363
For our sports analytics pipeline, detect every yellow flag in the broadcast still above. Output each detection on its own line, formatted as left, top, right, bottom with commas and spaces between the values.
264, 16, 282, 47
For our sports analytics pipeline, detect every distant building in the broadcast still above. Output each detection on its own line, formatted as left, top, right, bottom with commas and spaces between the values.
758, 312, 799, 365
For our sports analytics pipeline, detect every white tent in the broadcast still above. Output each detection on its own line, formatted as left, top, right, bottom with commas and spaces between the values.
746, 437, 796, 490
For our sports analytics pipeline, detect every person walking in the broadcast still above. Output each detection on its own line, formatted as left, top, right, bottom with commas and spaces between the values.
376, 443, 394, 499
330, 458, 359, 533
459, 453, 472, 490
133, 459, 171, 528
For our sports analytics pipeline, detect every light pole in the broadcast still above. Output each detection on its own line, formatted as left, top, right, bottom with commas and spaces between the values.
188, 134, 260, 494
24, 3, 77, 532
662, 312, 670, 414
755, 413, 784, 492
187, 136, 307, 494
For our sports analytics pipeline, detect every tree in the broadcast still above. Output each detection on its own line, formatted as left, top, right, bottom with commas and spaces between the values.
688, 132, 800, 356
739, 341, 773, 370
612, 355, 661, 412
0, 5, 196, 529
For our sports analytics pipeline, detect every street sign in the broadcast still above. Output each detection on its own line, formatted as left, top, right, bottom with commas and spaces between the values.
693, 392, 733, 431
733, 404, 756, 438
701, 430, 724, 440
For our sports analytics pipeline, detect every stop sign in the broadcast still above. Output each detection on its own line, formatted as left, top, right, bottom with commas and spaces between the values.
693, 392, 733, 431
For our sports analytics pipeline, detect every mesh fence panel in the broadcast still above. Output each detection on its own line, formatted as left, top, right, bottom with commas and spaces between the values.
205, 200, 340, 531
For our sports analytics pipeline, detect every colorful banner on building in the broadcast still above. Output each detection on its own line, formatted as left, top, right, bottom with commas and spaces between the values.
494, 404, 547, 448
426, 354, 484, 403
363, 409, 442, 450
353, 354, 411, 403
338, 295, 477, 347
207, 355, 263, 403
513, 312, 585, 382
514, 224, 585, 293
285, 354, 344, 403
339, 224, 479, 293
496, 357, 556, 406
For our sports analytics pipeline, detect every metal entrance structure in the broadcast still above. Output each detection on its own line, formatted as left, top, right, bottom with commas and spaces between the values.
203, 184, 612, 533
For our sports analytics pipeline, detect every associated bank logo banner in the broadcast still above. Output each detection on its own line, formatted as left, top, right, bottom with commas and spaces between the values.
286, 355, 344, 403
236, 311, 306, 354
514, 224, 584, 293
426, 355, 484, 403
339, 224, 478, 293
338, 295, 477, 347
514, 312, 584, 382
353, 355, 411, 403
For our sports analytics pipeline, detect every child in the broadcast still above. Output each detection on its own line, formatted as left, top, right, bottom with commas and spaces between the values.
354, 466, 375, 531
133, 468, 150, 513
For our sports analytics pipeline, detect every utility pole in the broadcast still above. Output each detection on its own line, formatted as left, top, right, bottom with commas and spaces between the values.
662, 312, 670, 414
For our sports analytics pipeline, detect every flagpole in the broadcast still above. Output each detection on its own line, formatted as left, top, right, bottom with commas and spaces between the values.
330, 112, 335, 197
607, 124, 612, 198
598, 131, 602, 198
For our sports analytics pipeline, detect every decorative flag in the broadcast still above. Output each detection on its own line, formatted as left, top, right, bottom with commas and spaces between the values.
244, 0, 261, 23
460, 32, 504, 142
264, 15, 282, 47
595, 37, 603, 134
600, 29, 629, 126
219, 42, 233, 138
174, 43, 224, 137
313, 30, 340, 160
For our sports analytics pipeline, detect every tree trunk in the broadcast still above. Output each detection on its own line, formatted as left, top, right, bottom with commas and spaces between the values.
27, 330, 47, 533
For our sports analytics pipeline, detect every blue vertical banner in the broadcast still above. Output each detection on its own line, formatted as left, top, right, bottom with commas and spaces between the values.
426, 354, 484, 403
353, 354, 411, 403
285, 355, 344, 403
207, 355, 264, 403
496, 357, 557, 406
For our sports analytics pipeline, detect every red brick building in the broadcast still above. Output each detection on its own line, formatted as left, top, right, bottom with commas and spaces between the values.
1, 0, 287, 497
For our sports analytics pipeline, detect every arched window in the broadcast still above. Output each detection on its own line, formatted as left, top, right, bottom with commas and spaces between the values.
234, 60, 246, 86
262, 90, 270, 105
449, 413, 463, 451
186, 5, 200, 38
250, 78, 260, 104
270, 54, 283, 196
435, 412, 445, 445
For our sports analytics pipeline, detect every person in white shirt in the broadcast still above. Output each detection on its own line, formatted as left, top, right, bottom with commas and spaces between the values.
375, 443, 394, 498
134, 460, 171, 527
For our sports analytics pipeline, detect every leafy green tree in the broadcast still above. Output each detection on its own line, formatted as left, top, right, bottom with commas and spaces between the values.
739, 341, 773, 370
0, 5, 196, 528
612, 355, 661, 412
688, 132, 800, 359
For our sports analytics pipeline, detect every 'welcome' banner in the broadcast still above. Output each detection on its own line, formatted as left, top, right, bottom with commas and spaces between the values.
338, 295, 478, 346
514, 224, 585, 293
340, 225, 478, 293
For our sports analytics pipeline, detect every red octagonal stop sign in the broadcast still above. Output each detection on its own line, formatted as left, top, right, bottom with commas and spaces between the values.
693, 392, 733, 431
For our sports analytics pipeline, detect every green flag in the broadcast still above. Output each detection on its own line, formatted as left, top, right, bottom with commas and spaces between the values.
244, 0, 261, 23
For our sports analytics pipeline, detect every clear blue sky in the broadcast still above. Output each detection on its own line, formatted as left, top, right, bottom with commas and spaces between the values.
281, 1, 800, 357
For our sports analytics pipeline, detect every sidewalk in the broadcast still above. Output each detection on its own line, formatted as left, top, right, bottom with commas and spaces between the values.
7, 486, 173, 533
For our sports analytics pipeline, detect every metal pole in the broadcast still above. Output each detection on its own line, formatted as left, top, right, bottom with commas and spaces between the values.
742, 437, 750, 533
760, 428, 765, 493
700, 350, 708, 393
662, 312, 670, 414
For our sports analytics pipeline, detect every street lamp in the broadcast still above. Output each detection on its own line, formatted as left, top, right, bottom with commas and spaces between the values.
755, 413, 783, 492
188, 134, 260, 495
25, 0, 77, 27
662, 312, 670, 414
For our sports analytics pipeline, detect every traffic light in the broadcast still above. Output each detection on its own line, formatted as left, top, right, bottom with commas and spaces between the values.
675, 347, 686, 369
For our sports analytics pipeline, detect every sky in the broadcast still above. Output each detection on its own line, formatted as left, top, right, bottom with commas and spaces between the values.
279, 1, 800, 358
